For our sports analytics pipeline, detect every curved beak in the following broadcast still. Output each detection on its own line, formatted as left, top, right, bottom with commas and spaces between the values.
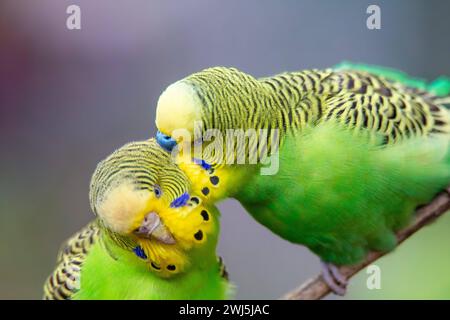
134, 212, 176, 244
156, 131, 177, 152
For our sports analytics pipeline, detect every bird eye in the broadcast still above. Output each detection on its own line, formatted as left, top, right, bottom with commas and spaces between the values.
154, 184, 162, 198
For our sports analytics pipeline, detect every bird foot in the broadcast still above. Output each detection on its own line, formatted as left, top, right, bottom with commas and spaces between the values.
320, 261, 348, 296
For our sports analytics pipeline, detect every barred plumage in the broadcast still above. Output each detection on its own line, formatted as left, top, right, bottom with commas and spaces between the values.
43, 222, 99, 300
178, 67, 450, 154
89, 139, 190, 214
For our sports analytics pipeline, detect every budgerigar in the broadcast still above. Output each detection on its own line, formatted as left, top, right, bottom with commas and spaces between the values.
44, 139, 230, 299
155, 63, 450, 294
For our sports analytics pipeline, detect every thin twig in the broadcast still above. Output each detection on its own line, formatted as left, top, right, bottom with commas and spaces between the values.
281, 187, 450, 300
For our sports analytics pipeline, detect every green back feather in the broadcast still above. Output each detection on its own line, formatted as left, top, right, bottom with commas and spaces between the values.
237, 122, 450, 265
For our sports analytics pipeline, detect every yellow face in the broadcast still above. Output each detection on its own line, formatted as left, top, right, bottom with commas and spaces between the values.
90, 140, 217, 277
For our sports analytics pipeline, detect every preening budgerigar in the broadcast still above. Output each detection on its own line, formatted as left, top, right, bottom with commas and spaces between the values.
155, 63, 450, 294
44, 139, 230, 299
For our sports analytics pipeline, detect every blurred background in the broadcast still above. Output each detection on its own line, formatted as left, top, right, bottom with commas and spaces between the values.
1, 0, 449, 299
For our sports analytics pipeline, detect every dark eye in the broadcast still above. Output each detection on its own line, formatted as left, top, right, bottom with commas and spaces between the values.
154, 185, 162, 198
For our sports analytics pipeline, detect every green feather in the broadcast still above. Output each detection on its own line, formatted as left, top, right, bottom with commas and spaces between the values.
237, 122, 449, 265
74, 235, 229, 300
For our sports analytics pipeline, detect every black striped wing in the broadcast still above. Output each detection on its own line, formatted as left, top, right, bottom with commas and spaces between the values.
321, 70, 450, 143
43, 221, 100, 300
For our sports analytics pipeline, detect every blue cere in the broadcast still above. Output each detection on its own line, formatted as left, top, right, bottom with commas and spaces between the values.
170, 192, 190, 208
156, 131, 177, 152
133, 246, 147, 259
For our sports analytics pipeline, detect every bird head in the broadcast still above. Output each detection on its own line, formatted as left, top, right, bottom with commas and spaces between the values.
89, 138, 216, 276
155, 67, 260, 152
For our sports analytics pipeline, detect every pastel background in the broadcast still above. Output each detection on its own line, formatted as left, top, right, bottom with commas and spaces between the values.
1, 0, 449, 299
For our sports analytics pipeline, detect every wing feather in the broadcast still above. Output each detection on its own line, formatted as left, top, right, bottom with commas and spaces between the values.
321, 70, 450, 143
43, 221, 100, 300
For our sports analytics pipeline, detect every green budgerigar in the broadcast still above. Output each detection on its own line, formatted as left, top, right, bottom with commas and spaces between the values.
155, 63, 450, 294
44, 139, 230, 299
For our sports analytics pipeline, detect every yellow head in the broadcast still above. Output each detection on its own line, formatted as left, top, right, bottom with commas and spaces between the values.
156, 67, 259, 144
156, 81, 203, 138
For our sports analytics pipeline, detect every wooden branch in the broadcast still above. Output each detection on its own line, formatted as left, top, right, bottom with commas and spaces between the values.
281, 187, 450, 300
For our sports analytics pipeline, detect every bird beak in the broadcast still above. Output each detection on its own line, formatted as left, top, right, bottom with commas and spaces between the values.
134, 212, 176, 244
